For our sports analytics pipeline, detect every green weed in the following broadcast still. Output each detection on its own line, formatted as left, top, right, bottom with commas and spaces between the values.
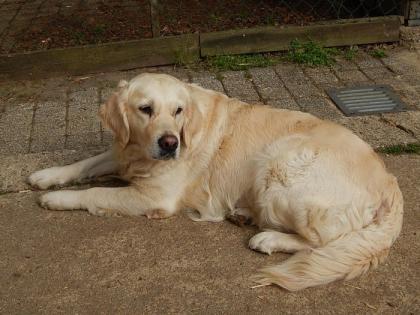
73, 31, 86, 44
287, 39, 338, 66
93, 25, 106, 37
377, 143, 420, 155
343, 47, 358, 61
370, 49, 387, 58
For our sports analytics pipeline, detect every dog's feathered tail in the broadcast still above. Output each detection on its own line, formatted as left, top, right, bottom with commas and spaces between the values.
252, 177, 403, 291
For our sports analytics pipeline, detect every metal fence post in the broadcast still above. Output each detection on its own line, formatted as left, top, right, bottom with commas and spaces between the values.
150, 0, 160, 37
406, 0, 420, 26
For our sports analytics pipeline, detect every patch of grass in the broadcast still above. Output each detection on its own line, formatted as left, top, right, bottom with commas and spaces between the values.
287, 39, 339, 66
343, 46, 358, 61
377, 143, 420, 155
209, 13, 223, 23
92, 24, 106, 38
370, 48, 387, 58
205, 53, 281, 71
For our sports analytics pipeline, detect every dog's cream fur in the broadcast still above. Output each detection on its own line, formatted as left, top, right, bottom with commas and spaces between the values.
28, 73, 403, 291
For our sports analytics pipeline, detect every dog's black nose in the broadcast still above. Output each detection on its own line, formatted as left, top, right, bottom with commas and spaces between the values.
158, 135, 178, 153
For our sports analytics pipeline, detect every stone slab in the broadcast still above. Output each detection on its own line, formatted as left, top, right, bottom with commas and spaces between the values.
0, 103, 33, 155
0, 154, 419, 314
248, 67, 290, 101
221, 71, 260, 102
334, 69, 370, 83
285, 83, 323, 99
0, 149, 104, 193
337, 115, 418, 148
352, 51, 384, 68
332, 56, 359, 71
267, 98, 300, 111
304, 67, 341, 89
65, 132, 102, 151
298, 97, 343, 121
190, 72, 224, 93
382, 111, 420, 141
68, 88, 101, 135
274, 64, 308, 85
30, 102, 66, 153
362, 66, 394, 82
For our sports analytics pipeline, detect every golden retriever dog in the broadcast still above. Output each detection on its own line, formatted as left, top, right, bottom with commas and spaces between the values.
28, 73, 403, 291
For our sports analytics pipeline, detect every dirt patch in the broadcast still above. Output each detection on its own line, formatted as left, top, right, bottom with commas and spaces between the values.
13, 1, 152, 53
11, 1, 331, 53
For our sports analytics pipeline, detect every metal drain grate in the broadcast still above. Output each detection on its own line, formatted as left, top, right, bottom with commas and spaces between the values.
327, 85, 408, 116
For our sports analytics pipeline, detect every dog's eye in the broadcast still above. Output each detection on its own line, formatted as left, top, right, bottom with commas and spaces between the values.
139, 106, 153, 116
175, 107, 183, 115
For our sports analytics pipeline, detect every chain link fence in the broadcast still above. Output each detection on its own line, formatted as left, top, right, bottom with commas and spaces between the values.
286, 0, 402, 20
4, 0, 405, 53
154, 0, 403, 37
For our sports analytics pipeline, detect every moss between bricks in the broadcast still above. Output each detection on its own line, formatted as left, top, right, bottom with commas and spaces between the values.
205, 53, 282, 71
377, 143, 420, 155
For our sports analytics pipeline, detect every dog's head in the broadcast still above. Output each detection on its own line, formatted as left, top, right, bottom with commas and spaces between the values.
100, 73, 201, 160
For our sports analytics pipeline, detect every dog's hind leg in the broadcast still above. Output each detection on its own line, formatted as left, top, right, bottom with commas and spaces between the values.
28, 150, 118, 190
249, 231, 312, 255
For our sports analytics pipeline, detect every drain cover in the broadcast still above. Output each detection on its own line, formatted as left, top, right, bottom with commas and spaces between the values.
327, 85, 408, 116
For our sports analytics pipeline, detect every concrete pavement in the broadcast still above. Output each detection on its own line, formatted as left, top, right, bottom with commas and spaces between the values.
0, 45, 419, 313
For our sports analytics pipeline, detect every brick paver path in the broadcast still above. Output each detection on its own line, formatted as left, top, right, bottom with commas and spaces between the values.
1, 47, 419, 163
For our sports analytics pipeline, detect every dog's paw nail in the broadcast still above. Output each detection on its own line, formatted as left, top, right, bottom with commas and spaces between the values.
145, 209, 168, 219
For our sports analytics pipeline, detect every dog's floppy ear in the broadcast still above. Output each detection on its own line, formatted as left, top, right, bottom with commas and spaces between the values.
181, 98, 203, 148
99, 81, 130, 147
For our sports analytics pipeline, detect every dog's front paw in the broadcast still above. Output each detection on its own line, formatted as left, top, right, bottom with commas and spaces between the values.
28, 167, 70, 190
249, 232, 279, 255
145, 209, 171, 219
87, 207, 120, 217
39, 191, 82, 211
